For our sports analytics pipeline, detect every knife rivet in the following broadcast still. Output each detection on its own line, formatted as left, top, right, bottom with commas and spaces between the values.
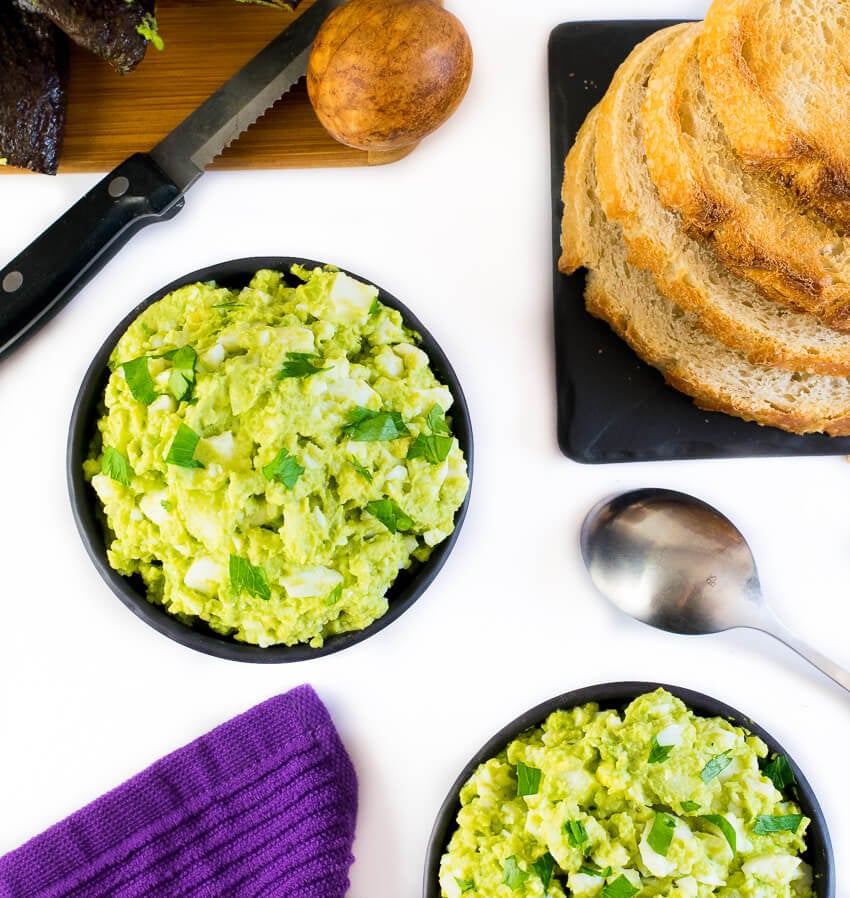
108, 176, 130, 198
2, 271, 23, 293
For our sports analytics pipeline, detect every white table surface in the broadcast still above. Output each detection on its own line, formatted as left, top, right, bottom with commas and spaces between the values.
1, 0, 848, 894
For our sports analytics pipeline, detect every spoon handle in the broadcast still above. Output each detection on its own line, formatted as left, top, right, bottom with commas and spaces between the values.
761, 618, 850, 693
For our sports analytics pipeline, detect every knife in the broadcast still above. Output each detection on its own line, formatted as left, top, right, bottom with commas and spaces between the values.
0, 0, 342, 361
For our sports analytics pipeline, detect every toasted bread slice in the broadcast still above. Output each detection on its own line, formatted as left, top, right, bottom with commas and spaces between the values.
559, 109, 850, 435
642, 22, 850, 330
699, 0, 850, 228
584, 265, 850, 436
575, 26, 850, 375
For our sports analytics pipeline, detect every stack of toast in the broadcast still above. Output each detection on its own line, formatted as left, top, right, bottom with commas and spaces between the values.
559, 0, 850, 436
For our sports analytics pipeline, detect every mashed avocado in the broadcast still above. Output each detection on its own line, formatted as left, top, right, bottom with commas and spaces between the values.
85, 265, 469, 648
440, 689, 814, 898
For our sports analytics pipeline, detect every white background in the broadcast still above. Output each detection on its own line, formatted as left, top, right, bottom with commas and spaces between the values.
1, 0, 848, 894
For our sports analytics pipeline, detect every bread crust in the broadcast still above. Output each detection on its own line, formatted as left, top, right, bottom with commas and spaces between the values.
561, 90, 850, 434
557, 10, 850, 434
699, 0, 850, 228
581, 25, 850, 375
642, 23, 850, 329
584, 271, 850, 437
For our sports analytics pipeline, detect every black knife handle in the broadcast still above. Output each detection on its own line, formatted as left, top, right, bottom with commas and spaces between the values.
0, 152, 184, 360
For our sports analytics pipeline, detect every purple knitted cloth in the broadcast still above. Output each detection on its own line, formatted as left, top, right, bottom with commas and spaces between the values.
0, 685, 358, 898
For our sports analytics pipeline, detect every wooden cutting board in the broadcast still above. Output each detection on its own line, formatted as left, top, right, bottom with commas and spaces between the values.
8, 0, 417, 174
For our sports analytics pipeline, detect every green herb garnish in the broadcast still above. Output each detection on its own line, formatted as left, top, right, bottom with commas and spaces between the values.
407, 404, 454, 463
516, 761, 542, 797
702, 815, 737, 855
762, 754, 796, 791
648, 735, 673, 764
342, 406, 409, 442
579, 862, 612, 877
278, 351, 330, 379
365, 498, 413, 533
563, 819, 588, 849
326, 583, 343, 606
369, 296, 381, 316
680, 800, 701, 813
229, 555, 271, 601
122, 356, 157, 405
167, 345, 197, 402
262, 448, 304, 489
102, 446, 133, 486
647, 812, 676, 856
700, 751, 733, 783
454, 878, 474, 893
532, 852, 555, 889
502, 857, 527, 890
349, 457, 373, 482
600, 875, 638, 898
407, 433, 454, 464
753, 814, 803, 834
165, 424, 203, 468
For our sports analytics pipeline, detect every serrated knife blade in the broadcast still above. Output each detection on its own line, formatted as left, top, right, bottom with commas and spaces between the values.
0, 0, 342, 361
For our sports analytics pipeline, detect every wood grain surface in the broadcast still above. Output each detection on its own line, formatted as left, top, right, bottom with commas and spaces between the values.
6, 0, 416, 174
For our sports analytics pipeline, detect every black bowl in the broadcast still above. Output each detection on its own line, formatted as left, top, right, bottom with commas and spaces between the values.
424, 681, 834, 897
68, 257, 473, 663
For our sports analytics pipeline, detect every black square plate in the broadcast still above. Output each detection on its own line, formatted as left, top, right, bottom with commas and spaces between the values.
549, 20, 850, 463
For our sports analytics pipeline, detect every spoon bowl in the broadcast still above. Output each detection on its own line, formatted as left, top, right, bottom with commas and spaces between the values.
581, 488, 850, 692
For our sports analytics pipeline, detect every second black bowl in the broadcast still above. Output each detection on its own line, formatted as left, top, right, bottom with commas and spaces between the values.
424, 681, 833, 897
68, 257, 473, 662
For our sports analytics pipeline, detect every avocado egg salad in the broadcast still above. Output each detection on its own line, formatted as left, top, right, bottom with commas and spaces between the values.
84, 264, 469, 648
439, 689, 814, 898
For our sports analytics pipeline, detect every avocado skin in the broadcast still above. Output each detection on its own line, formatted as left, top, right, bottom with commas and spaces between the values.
0, 2, 68, 174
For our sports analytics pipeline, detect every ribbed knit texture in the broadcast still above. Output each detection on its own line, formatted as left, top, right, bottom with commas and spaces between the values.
0, 685, 358, 898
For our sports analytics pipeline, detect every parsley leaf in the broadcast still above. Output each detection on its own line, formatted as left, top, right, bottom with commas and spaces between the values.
369, 296, 381, 316
702, 814, 737, 855
516, 761, 542, 797
532, 852, 555, 889
563, 819, 588, 848
579, 861, 612, 877
365, 498, 413, 533
349, 457, 373, 482
165, 424, 203, 468
700, 751, 733, 783
762, 754, 796, 791
647, 812, 676, 856
454, 878, 474, 893
426, 403, 451, 436
262, 448, 304, 489
502, 856, 527, 890
407, 404, 454, 464
102, 446, 133, 486
167, 345, 197, 402
600, 875, 639, 898
680, 800, 701, 813
326, 583, 343, 606
342, 406, 409, 441
278, 351, 330, 379
407, 433, 454, 464
648, 735, 673, 764
753, 814, 803, 834
122, 357, 157, 405
229, 555, 271, 601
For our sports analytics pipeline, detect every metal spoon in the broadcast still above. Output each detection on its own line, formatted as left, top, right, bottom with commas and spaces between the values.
580, 487, 850, 693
